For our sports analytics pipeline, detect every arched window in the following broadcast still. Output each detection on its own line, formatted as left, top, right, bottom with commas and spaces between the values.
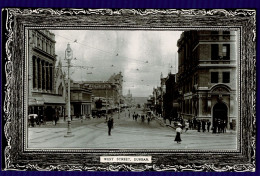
58, 83, 64, 96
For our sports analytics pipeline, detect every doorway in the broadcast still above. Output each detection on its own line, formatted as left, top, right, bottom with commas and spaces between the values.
213, 102, 228, 131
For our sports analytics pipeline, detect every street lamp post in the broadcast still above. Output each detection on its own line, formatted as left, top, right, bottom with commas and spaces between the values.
118, 94, 120, 119
105, 86, 108, 121
64, 43, 74, 137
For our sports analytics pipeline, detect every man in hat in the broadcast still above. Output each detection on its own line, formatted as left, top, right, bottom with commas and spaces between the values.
107, 116, 114, 136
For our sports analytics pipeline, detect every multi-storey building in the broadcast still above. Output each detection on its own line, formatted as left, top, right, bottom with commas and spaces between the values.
163, 73, 178, 121
81, 72, 123, 114
176, 30, 237, 129
152, 86, 163, 116
124, 89, 133, 107
70, 81, 92, 117
28, 30, 66, 121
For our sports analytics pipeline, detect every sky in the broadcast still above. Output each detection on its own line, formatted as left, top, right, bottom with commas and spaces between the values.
51, 30, 182, 97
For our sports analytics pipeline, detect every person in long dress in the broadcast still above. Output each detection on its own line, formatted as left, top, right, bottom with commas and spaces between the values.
175, 124, 182, 144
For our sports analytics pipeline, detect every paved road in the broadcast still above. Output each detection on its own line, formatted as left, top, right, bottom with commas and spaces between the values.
28, 108, 237, 150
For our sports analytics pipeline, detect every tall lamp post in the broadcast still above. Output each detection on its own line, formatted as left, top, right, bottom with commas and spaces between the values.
118, 94, 120, 119
64, 43, 74, 137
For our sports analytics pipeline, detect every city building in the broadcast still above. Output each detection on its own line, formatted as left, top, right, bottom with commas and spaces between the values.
69, 81, 92, 118
54, 59, 67, 120
163, 73, 178, 122
124, 89, 134, 107
86, 81, 118, 114
28, 30, 66, 121
176, 30, 237, 129
81, 72, 123, 115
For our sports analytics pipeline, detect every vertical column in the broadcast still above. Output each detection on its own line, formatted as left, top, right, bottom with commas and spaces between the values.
46, 62, 50, 91
33, 57, 36, 88
50, 64, 53, 92
42, 61, 46, 90
35, 57, 38, 89
38, 59, 42, 89
48, 63, 51, 91
207, 95, 212, 117
37, 58, 40, 89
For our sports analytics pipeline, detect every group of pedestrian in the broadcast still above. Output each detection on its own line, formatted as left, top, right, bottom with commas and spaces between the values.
132, 112, 152, 123
133, 112, 140, 121
29, 114, 44, 127
212, 120, 227, 133
184, 118, 212, 133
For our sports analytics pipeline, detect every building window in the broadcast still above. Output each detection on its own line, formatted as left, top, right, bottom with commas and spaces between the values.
211, 31, 219, 35
223, 31, 230, 35
211, 31, 219, 40
211, 44, 219, 60
211, 72, 218, 83
33, 56, 37, 88
222, 44, 230, 60
58, 84, 63, 95
37, 37, 40, 47
223, 31, 230, 40
32, 34, 35, 45
223, 72, 230, 83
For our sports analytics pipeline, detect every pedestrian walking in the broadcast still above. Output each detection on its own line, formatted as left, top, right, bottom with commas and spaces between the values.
207, 121, 211, 132
202, 120, 206, 132
141, 115, 145, 122
174, 124, 182, 144
185, 121, 189, 132
193, 117, 197, 129
107, 117, 114, 136
223, 120, 227, 133
197, 120, 201, 132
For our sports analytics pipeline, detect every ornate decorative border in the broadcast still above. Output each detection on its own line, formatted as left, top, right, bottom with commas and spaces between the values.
2, 8, 256, 171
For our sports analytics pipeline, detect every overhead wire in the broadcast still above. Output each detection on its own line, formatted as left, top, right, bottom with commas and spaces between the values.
54, 33, 149, 64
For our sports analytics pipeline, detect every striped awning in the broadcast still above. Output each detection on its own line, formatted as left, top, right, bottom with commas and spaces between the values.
29, 94, 66, 106
42, 94, 66, 105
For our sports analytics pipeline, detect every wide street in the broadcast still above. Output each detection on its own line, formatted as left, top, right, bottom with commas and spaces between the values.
28, 108, 237, 150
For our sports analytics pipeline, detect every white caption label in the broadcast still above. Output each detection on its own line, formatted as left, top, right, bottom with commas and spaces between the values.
100, 156, 152, 163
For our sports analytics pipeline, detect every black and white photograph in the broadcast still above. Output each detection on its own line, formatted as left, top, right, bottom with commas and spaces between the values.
27, 29, 238, 151
2, 8, 256, 172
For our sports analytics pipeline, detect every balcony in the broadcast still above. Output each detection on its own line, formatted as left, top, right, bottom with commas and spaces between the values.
199, 59, 236, 64
198, 59, 237, 68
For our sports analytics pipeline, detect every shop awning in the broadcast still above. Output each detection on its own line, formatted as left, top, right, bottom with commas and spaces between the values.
29, 97, 44, 106
42, 94, 66, 105
29, 94, 66, 106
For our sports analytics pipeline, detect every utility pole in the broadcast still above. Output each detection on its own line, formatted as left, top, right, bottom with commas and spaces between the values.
105, 85, 108, 121
64, 43, 74, 137
118, 93, 120, 119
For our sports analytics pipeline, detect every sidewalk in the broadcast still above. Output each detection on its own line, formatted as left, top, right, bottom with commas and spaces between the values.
154, 116, 176, 129
29, 117, 102, 128
155, 116, 236, 134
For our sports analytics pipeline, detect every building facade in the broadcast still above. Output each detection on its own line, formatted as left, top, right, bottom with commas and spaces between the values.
70, 81, 92, 117
163, 73, 178, 121
176, 30, 238, 129
124, 89, 133, 107
28, 30, 66, 121
81, 71, 123, 115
